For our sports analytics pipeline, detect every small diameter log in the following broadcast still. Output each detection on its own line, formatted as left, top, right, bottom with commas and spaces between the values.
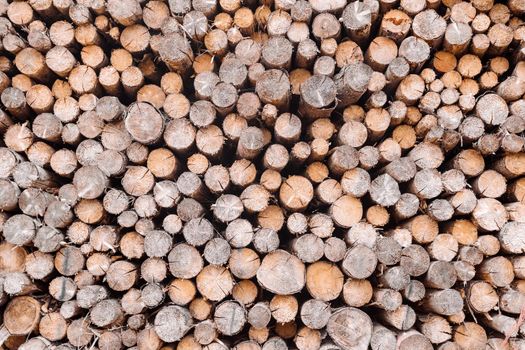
421, 316, 452, 343
425, 261, 457, 289
39, 312, 67, 342
334, 62, 373, 107
329, 195, 363, 228
328, 145, 359, 176
279, 176, 314, 212
229, 248, 259, 279
444, 22, 472, 55
373, 289, 402, 311
397, 332, 433, 350
479, 256, 514, 287
158, 32, 194, 74
299, 75, 337, 119
365, 36, 398, 72
341, 244, 377, 279
237, 127, 265, 160
106, 260, 138, 291
453, 322, 487, 350
296, 39, 318, 69
370, 324, 397, 350
346, 222, 377, 249
261, 36, 293, 70
369, 174, 401, 207
375, 237, 401, 266
379, 305, 416, 331
125, 102, 164, 145
399, 244, 430, 277
255, 69, 291, 110
467, 281, 498, 314
305, 261, 343, 301
15, 48, 51, 82
214, 301, 247, 336
197, 265, 233, 301
398, 36, 430, 71
482, 313, 518, 338
2, 89, 31, 120
299, 299, 330, 331
312, 12, 340, 41
341, 2, 372, 45
154, 305, 193, 342
423, 289, 464, 316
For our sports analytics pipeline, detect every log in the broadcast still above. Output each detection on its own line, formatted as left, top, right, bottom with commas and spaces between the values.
379, 305, 416, 331
299, 75, 336, 119
2, 296, 41, 344
335, 62, 373, 107
154, 305, 193, 342
261, 36, 293, 70
0, 0, 523, 347
342, 244, 377, 279
326, 307, 372, 350
305, 261, 343, 301
452, 322, 487, 350
329, 195, 363, 228
214, 301, 246, 336
257, 250, 305, 295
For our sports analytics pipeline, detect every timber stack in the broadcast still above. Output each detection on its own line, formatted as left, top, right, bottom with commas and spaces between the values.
1, 0, 525, 349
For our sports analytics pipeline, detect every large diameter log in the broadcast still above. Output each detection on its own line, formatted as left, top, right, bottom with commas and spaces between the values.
326, 307, 373, 350
0, 296, 41, 346
256, 249, 305, 295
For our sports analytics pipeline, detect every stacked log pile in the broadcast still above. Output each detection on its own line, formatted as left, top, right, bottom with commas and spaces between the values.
1, 0, 525, 349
